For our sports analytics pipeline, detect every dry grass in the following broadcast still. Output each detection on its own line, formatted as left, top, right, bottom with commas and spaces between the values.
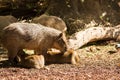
77, 41, 120, 67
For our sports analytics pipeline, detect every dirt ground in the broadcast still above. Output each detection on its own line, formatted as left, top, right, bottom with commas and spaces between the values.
0, 41, 120, 80
0, 64, 120, 80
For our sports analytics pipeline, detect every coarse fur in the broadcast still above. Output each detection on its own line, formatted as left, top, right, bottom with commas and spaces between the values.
0, 15, 17, 42
46, 48, 80, 64
63, 48, 80, 64
16, 48, 80, 67
32, 14, 67, 32
1, 22, 68, 63
17, 50, 44, 69
23, 54, 44, 69
32, 14, 68, 48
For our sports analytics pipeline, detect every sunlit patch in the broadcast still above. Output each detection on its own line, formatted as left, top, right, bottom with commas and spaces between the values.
47, 48, 61, 55
23, 49, 34, 55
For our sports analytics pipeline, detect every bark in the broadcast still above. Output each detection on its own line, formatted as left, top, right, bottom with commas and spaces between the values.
68, 25, 120, 49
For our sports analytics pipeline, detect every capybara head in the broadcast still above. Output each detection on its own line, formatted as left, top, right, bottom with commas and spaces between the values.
52, 33, 68, 53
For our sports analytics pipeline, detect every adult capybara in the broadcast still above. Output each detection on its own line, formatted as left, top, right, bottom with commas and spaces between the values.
1, 22, 68, 63
32, 14, 67, 32
0, 15, 17, 40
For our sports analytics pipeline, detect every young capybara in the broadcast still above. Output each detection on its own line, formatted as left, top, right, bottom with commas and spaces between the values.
16, 48, 79, 68
21, 54, 44, 69
32, 14, 67, 32
16, 50, 44, 69
63, 48, 80, 64
1, 22, 68, 63
46, 48, 80, 64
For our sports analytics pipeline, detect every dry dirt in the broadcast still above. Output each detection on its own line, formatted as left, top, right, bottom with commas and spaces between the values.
0, 41, 120, 80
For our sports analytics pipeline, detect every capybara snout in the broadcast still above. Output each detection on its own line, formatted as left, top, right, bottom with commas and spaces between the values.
52, 33, 68, 53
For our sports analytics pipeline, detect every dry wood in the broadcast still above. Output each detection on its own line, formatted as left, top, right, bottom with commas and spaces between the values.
68, 25, 120, 49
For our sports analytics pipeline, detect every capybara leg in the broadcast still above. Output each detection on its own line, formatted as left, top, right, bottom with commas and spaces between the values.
71, 52, 80, 65
33, 55, 45, 69
7, 48, 19, 65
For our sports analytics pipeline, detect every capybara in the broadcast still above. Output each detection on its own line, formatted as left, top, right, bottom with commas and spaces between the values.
46, 48, 80, 64
32, 14, 67, 32
1, 22, 68, 63
63, 48, 80, 64
16, 48, 79, 67
0, 15, 17, 40
17, 50, 44, 69
0, 15, 17, 30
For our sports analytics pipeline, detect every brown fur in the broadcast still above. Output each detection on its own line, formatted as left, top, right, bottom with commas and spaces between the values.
63, 48, 80, 64
32, 14, 68, 48
17, 50, 44, 69
0, 15, 17, 30
1, 22, 68, 63
32, 14, 67, 32
46, 48, 80, 64
0, 15, 17, 41
16, 48, 79, 68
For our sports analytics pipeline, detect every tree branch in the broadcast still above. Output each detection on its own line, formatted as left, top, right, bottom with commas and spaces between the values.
68, 25, 120, 49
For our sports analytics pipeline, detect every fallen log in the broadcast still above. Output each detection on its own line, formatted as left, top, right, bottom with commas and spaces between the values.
68, 25, 120, 49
